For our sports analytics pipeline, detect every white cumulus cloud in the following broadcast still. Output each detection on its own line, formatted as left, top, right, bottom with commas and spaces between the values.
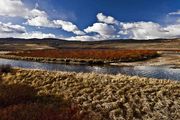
0, 1, 179, 41
163, 24, 180, 38
53, 20, 85, 35
84, 23, 116, 36
19, 32, 56, 39
0, 22, 26, 38
120, 22, 163, 39
0, 22, 26, 34
97, 13, 118, 25
0, 0, 84, 35
65, 34, 121, 41
0, 0, 47, 19
119, 21, 180, 39
26, 10, 84, 35
65, 35, 100, 41
26, 16, 52, 28
168, 10, 180, 15
0, 0, 28, 17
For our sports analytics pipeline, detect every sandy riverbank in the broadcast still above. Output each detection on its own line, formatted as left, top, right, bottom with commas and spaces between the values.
111, 51, 180, 68
1, 68, 180, 120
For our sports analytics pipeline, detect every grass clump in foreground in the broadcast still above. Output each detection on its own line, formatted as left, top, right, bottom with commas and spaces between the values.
1, 68, 180, 120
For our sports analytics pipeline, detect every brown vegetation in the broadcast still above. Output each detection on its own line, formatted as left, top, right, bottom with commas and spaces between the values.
0, 103, 86, 120
7, 49, 160, 62
0, 38, 179, 51
1, 68, 179, 120
0, 84, 37, 107
0, 75, 100, 120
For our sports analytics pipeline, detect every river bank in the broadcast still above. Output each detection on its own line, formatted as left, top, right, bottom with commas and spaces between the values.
1, 68, 180, 120
111, 51, 180, 68
0, 57, 180, 81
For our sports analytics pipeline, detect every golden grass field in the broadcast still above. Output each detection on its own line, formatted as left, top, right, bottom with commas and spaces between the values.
1, 68, 180, 120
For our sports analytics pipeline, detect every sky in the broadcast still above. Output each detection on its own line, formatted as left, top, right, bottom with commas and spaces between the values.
0, 0, 179, 41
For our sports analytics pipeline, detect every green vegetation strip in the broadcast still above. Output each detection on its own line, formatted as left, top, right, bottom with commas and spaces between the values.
0, 68, 179, 120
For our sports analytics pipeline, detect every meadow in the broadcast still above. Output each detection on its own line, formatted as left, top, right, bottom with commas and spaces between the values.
0, 65, 100, 120
0, 66, 179, 120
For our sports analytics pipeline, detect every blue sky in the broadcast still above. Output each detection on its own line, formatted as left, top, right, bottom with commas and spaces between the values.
36, 0, 179, 22
0, 0, 179, 40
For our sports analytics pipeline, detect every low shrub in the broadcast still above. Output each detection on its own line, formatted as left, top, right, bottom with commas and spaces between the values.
0, 64, 12, 74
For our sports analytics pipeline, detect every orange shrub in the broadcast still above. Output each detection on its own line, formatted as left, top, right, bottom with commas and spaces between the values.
8, 49, 159, 61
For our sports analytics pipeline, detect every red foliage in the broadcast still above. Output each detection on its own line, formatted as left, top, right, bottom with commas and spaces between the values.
8, 49, 159, 61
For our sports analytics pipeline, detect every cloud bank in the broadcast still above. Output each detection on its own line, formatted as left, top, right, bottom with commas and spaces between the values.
0, 0, 179, 41
19, 32, 56, 39
168, 10, 180, 15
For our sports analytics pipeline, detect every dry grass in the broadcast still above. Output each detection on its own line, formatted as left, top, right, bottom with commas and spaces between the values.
1, 68, 179, 120
0, 79, 100, 120
7, 49, 160, 62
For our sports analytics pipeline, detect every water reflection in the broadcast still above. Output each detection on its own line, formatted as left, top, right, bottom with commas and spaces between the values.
0, 58, 179, 81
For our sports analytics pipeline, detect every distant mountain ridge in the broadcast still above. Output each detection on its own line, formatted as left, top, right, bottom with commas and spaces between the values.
0, 37, 179, 44
0, 38, 179, 51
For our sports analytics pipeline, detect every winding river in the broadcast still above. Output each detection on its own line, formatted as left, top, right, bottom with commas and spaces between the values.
0, 58, 179, 81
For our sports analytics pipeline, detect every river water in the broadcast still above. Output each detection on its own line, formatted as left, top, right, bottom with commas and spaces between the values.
0, 58, 179, 81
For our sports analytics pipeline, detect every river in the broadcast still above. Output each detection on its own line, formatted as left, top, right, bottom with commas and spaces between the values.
0, 58, 179, 81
